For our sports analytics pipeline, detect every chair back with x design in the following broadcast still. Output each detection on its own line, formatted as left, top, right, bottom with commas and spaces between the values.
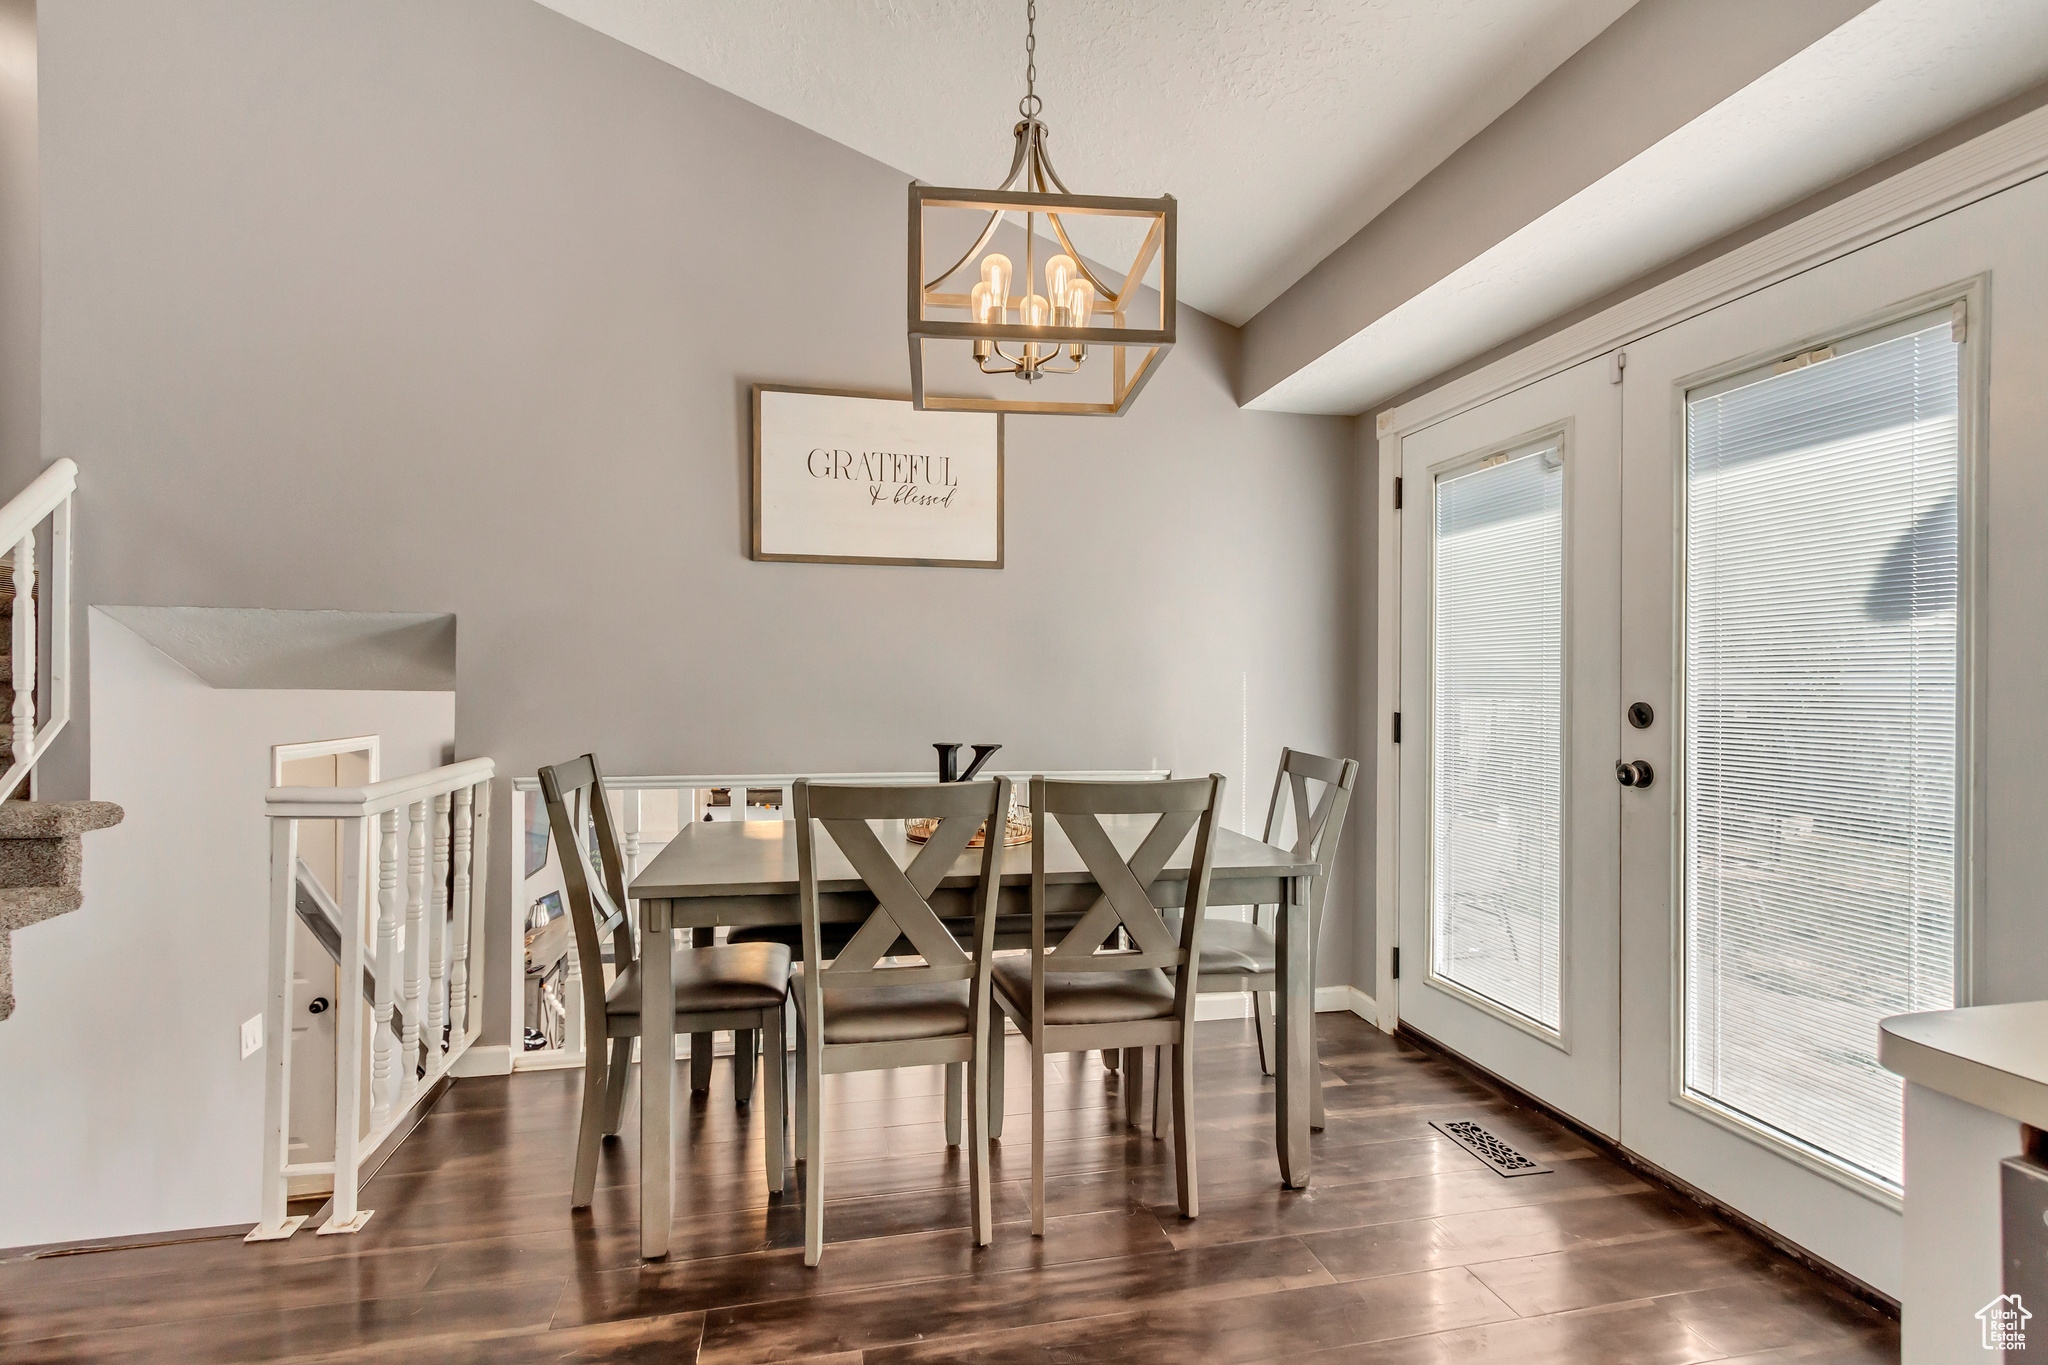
793, 778, 1010, 1010
537, 754, 635, 1054
1028, 773, 1225, 998
1259, 749, 1360, 950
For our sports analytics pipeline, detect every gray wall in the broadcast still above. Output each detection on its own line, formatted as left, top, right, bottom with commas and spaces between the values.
30, 0, 1361, 1048
0, 0, 32, 488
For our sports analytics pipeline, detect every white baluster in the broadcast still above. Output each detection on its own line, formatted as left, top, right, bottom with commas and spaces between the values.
602, 789, 634, 1055
467, 781, 492, 1037
448, 785, 473, 1040
563, 942, 583, 1057
246, 815, 304, 1241
371, 808, 400, 1131
325, 814, 372, 1233
45, 495, 68, 742
427, 792, 451, 1071
622, 786, 643, 882
399, 799, 426, 1110
10, 530, 34, 782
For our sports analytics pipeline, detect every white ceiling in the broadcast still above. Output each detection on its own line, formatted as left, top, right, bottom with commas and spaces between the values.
1247, 0, 2048, 413
535, 0, 1638, 325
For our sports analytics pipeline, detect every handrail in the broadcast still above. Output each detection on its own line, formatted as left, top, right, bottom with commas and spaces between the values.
250, 757, 494, 1242
0, 458, 76, 800
0, 459, 74, 555
267, 757, 496, 818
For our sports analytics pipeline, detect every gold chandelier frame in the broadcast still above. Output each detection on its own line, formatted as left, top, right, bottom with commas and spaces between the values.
907, 99, 1175, 415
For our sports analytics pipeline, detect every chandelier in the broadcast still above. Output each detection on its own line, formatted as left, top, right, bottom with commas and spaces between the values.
907, 1, 1175, 416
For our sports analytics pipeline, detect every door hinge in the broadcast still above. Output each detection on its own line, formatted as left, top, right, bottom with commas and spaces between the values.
1392, 711, 1401, 743
1609, 349, 1627, 385
1391, 946, 1400, 980
1393, 476, 1403, 510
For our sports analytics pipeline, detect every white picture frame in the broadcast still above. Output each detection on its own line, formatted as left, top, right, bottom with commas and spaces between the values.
751, 384, 1004, 568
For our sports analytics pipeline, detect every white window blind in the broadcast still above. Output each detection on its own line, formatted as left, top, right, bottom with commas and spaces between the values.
1433, 444, 1564, 1031
1684, 314, 1960, 1191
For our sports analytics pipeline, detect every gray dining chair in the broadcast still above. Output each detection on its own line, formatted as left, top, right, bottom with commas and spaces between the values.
992, 773, 1224, 1232
792, 776, 1009, 1266
1148, 747, 1357, 1136
539, 754, 793, 1209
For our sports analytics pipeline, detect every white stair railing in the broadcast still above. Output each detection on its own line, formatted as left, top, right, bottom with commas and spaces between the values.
249, 757, 494, 1241
0, 458, 76, 800
510, 767, 1168, 1070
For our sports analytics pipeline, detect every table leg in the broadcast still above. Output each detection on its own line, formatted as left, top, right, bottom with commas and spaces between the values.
641, 902, 675, 1259
1275, 873, 1312, 1189
689, 926, 715, 1094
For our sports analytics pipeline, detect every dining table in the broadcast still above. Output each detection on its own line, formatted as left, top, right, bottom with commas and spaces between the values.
625, 810, 1323, 1260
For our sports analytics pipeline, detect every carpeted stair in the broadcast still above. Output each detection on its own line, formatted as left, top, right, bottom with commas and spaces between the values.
0, 800, 124, 1020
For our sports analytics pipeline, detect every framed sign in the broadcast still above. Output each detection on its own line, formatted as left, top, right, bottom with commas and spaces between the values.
752, 384, 1003, 568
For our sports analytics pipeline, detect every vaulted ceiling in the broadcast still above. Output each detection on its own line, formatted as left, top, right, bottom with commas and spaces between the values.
538, 0, 2048, 416
533, 0, 1636, 326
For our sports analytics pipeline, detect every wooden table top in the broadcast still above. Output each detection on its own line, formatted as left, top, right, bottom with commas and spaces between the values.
628, 813, 1319, 902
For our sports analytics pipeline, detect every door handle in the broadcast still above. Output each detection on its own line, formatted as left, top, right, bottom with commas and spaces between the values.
1615, 759, 1654, 788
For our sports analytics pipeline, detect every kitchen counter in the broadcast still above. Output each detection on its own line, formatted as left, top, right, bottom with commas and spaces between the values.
1882, 1000, 2048, 1128
1881, 1002, 2048, 1362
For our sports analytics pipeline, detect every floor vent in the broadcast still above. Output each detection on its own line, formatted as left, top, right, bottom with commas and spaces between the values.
1431, 1119, 1552, 1177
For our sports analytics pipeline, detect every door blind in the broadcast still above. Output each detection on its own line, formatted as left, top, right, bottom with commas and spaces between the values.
1683, 314, 1960, 1191
1433, 443, 1564, 1031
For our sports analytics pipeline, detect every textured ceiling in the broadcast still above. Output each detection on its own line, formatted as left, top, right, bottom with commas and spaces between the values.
534, 0, 1638, 325
99, 608, 457, 691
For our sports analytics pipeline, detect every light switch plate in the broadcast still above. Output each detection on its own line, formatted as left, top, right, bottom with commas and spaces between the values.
241, 1014, 263, 1059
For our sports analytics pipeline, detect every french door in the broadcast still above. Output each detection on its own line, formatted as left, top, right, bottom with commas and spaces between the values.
1616, 212, 1987, 1293
1395, 172, 2029, 1298
1396, 355, 1622, 1135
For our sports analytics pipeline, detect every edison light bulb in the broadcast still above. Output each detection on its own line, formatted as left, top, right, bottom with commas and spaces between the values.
979, 253, 1011, 319
1068, 279, 1095, 327
1022, 292, 1048, 365
1067, 279, 1096, 361
1045, 255, 1077, 323
970, 281, 994, 361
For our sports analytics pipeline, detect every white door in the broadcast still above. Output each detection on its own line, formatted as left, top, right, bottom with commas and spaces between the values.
1614, 178, 2048, 1296
1397, 354, 1623, 1134
1394, 171, 2047, 1301
274, 739, 379, 1196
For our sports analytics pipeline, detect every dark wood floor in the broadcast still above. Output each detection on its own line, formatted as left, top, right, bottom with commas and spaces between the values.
0, 1013, 1898, 1363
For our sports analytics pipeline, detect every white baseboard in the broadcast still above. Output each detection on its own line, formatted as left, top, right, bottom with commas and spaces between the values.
1193, 985, 1378, 1021
451, 1044, 513, 1077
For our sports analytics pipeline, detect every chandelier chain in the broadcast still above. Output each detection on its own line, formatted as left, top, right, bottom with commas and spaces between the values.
1019, 0, 1041, 120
